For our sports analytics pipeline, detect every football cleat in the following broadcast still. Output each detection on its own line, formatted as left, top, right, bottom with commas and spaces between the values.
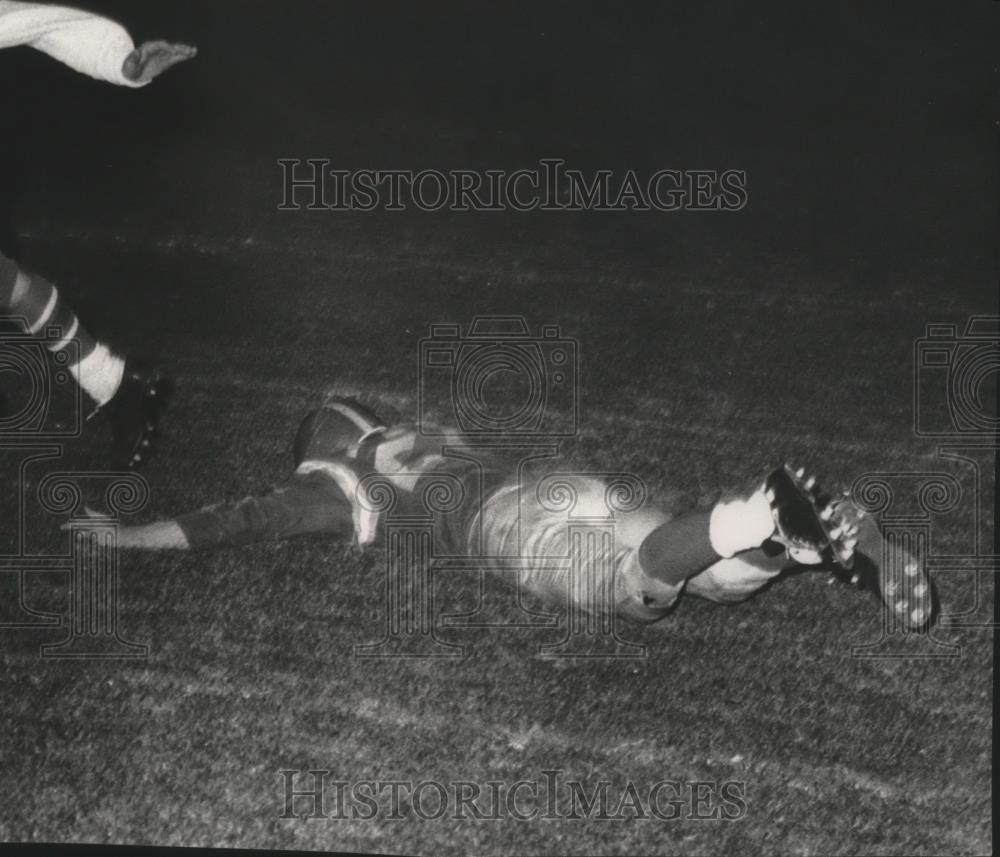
91, 358, 170, 469
766, 466, 936, 629
828, 514, 936, 630
764, 464, 859, 569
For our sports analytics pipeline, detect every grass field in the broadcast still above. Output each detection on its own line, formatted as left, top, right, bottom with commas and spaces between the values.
0, 3, 995, 855
0, 220, 993, 855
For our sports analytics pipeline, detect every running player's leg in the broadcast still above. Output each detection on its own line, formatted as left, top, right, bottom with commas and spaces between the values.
0, 257, 124, 406
0, 252, 165, 467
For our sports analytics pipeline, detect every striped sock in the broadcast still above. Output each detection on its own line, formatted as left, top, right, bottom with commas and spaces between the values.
9, 268, 124, 405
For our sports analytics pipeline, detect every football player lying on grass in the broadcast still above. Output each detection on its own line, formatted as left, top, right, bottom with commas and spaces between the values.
96, 395, 934, 629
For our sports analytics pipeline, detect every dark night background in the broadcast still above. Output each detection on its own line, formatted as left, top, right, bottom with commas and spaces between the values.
0, 1, 995, 294
0, 2, 996, 854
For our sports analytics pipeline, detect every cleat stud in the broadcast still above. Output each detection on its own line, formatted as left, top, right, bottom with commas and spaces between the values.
805, 476, 816, 489
910, 607, 926, 625
796, 467, 805, 478
894, 600, 908, 614
913, 582, 928, 598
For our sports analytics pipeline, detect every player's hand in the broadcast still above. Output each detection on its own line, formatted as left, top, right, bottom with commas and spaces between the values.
122, 41, 197, 85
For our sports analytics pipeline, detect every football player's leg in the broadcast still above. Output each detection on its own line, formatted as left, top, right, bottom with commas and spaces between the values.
636, 490, 778, 590
0, 256, 165, 468
636, 465, 860, 604
683, 549, 789, 604
634, 493, 819, 606
609, 490, 786, 619
467, 468, 783, 622
0, 259, 123, 405
476, 474, 685, 624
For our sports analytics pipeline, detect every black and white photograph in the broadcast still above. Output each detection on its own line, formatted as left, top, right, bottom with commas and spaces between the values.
0, 1, 995, 854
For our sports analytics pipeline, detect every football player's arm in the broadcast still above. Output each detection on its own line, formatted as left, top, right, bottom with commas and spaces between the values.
0, 0, 195, 86
87, 472, 356, 551
116, 518, 190, 550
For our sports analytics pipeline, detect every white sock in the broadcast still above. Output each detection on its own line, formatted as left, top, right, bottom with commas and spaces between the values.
709, 490, 775, 558
69, 343, 125, 406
